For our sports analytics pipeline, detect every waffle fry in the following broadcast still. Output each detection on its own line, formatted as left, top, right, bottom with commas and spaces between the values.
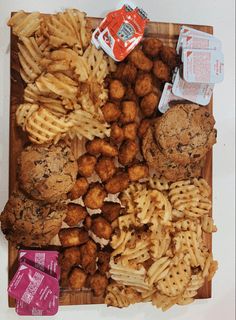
16, 103, 39, 130
105, 284, 141, 308
201, 215, 217, 233
8, 11, 41, 37
152, 292, 178, 311
147, 257, 172, 286
149, 176, 170, 191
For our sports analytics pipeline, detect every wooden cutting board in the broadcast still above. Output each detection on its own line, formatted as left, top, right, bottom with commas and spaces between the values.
8, 16, 213, 307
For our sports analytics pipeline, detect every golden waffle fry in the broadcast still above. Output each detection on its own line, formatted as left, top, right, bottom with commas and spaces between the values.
149, 220, 171, 259
201, 215, 217, 233
193, 178, 211, 198
105, 284, 141, 308
147, 257, 171, 285
173, 219, 199, 232
152, 292, 178, 311
149, 175, 170, 191
181, 273, 205, 299
16, 103, 39, 130
8, 11, 41, 37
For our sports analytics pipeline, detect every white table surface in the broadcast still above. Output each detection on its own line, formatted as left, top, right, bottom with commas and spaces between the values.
0, 0, 235, 319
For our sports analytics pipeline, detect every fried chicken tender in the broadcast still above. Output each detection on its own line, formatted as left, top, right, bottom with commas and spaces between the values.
59, 247, 81, 270
128, 49, 153, 71
153, 60, 171, 82
110, 123, 124, 144
140, 91, 161, 117
64, 204, 87, 226
135, 73, 153, 97
59, 227, 89, 247
77, 154, 97, 177
160, 45, 179, 69
69, 267, 87, 289
95, 157, 117, 182
88, 272, 108, 296
142, 38, 163, 57
123, 123, 138, 140
120, 101, 137, 124
138, 119, 150, 138
86, 138, 118, 157
105, 171, 130, 194
97, 251, 111, 274
102, 201, 121, 222
80, 239, 97, 274
69, 177, 89, 200
101, 102, 121, 123
114, 62, 137, 83
128, 163, 149, 181
109, 80, 126, 100
118, 140, 139, 166
84, 183, 107, 209
91, 216, 112, 240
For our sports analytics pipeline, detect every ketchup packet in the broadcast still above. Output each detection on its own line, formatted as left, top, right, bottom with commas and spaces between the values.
158, 83, 184, 113
8, 262, 59, 311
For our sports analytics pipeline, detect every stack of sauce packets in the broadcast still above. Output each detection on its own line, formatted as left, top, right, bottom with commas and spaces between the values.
8, 250, 60, 316
158, 25, 224, 113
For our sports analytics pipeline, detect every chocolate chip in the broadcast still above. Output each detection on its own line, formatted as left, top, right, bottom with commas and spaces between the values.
205, 112, 210, 117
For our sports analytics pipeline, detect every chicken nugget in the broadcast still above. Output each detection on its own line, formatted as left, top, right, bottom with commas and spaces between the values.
95, 157, 117, 182
60, 247, 81, 270
64, 204, 87, 226
91, 216, 112, 240
120, 101, 137, 124
59, 227, 89, 247
110, 123, 124, 144
142, 38, 163, 57
102, 201, 121, 222
118, 140, 139, 166
135, 73, 153, 97
109, 80, 126, 100
84, 183, 107, 209
69, 267, 87, 289
97, 251, 110, 274
86, 138, 118, 157
105, 171, 130, 194
128, 49, 153, 71
138, 119, 150, 138
128, 163, 149, 181
140, 91, 161, 117
88, 272, 108, 296
60, 269, 70, 288
80, 239, 97, 274
101, 102, 121, 123
153, 60, 171, 82
84, 215, 92, 229
123, 123, 138, 140
77, 154, 97, 177
69, 177, 89, 200
114, 62, 137, 83
160, 45, 179, 69
123, 86, 139, 103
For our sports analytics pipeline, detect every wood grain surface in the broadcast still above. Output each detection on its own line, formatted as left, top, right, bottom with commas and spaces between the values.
8, 15, 213, 307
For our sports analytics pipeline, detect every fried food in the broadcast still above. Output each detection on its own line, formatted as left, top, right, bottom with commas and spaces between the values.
138, 119, 150, 138
77, 153, 97, 177
120, 101, 137, 124
59, 227, 89, 247
64, 203, 87, 226
86, 138, 118, 157
110, 123, 124, 144
160, 46, 179, 69
69, 177, 89, 199
105, 171, 130, 194
153, 60, 171, 82
135, 73, 153, 97
128, 163, 149, 182
60, 247, 81, 270
118, 140, 139, 166
80, 239, 97, 273
88, 272, 108, 296
91, 217, 112, 240
123, 123, 138, 141
128, 49, 153, 71
123, 86, 138, 103
83, 183, 107, 209
95, 157, 117, 182
140, 91, 161, 117
68, 267, 87, 289
142, 38, 163, 57
114, 62, 137, 83
84, 215, 92, 229
102, 201, 121, 222
97, 251, 111, 274
101, 102, 121, 122
109, 80, 126, 100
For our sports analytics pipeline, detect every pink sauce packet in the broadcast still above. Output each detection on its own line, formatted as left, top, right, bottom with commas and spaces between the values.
158, 82, 184, 113
8, 262, 59, 311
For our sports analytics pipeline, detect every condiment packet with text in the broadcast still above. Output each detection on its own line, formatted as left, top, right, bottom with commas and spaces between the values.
158, 83, 184, 113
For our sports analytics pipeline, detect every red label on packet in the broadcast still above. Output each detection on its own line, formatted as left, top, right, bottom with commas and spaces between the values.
158, 83, 184, 113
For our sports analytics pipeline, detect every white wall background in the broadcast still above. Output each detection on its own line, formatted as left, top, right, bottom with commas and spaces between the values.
0, 0, 235, 319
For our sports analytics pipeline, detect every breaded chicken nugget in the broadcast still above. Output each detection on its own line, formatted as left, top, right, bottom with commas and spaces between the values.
120, 101, 137, 124
102, 201, 121, 222
114, 62, 137, 83
140, 91, 161, 116
123, 123, 138, 140
110, 123, 124, 144
86, 138, 118, 157
80, 239, 97, 274
64, 204, 87, 226
77, 154, 97, 177
135, 73, 153, 97
69, 267, 87, 289
138, 119, 150, 138
95, 157, 117, 182
105, 171, 130, 194
101, 102, 121, 123
118, 140, 139, 166
97, 251, 110, 274
153, 60, 171, 82
88, 272, 108, 296
60, 247, 81, 270
84, 215, 92, 229
128, 49, 153, 71
123, 86, 139, 103
142, 38, 163, 57
109, 80, 126, 100
91, 217, 112, 240
60, 269, 70, 288
128, 163, 149, 181
59, 227, 89, 247
84, 183, 107, 209
69, 177, 89, 200
160, 45, 179, 69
